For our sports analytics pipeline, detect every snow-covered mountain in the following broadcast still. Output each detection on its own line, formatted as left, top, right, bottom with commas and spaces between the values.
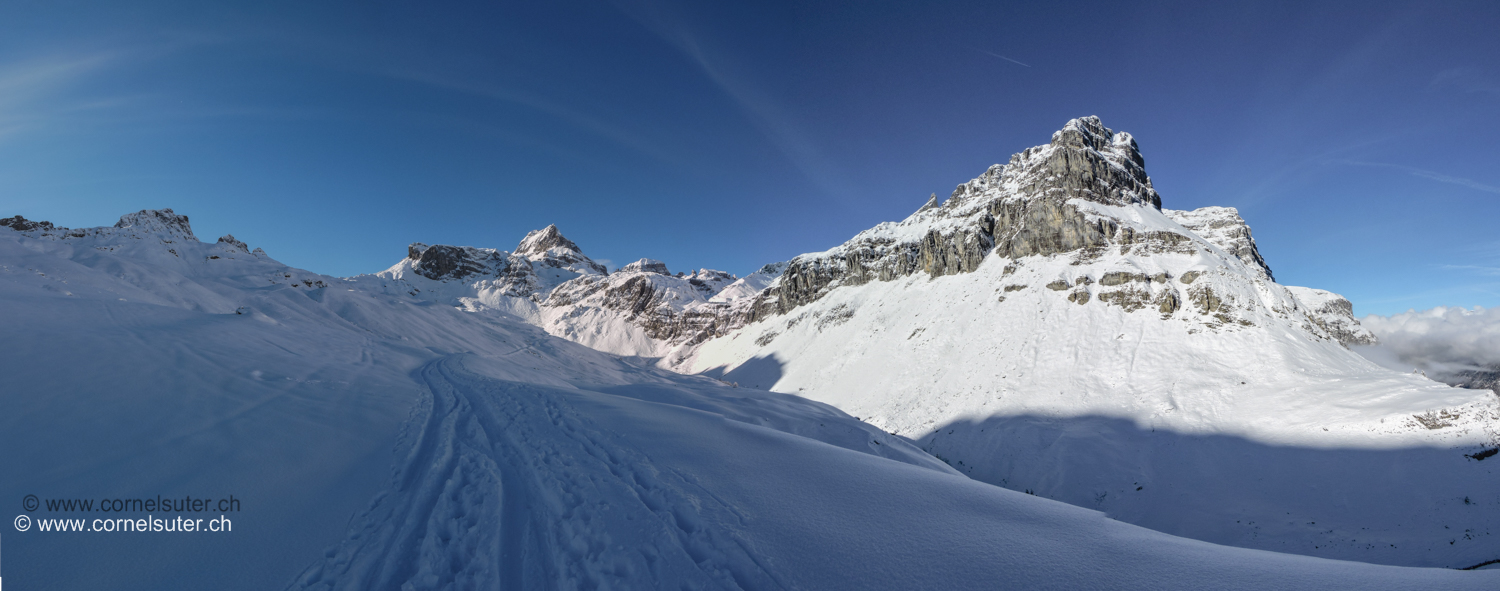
644, 117, 1498, 567
319, 117, 1500, 570
369, 226, 765, 357
13, 208, 1495, 588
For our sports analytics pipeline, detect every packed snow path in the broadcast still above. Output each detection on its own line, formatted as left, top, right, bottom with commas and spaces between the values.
291, 355, 787, 589
289, 355, 1500, 590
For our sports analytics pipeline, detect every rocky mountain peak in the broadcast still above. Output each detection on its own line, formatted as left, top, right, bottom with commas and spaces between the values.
622, 258, 670, 275
516, 224, 582, 256
914, 193, 941, 215
217, 234, 250, 252
405, 243, 515, 282
114, 209, 197, 241
1049, 115, 1115, 152
0, 215, 55, 233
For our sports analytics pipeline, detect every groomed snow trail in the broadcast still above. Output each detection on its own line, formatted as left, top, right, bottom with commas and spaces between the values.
289, 355, 785, 590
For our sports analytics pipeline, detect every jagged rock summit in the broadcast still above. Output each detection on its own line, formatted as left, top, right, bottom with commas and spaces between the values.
668, 116, 1498, 567
622, 258, 670, 275
374, 226, 749, 353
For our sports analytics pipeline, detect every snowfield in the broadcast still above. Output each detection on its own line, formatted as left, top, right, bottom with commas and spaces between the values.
669, 118, 1500, 569
4, 209, 1497, 588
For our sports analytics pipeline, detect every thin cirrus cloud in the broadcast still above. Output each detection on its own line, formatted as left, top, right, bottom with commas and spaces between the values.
384, 67, 692, 173
1332, 159, 1500, 195
979, 50, 1031, 68
0, 51, 125, 141
611, 1, 854, 203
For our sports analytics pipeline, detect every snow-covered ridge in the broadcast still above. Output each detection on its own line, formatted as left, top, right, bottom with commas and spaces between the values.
368, 226, 773, 356
1163, 206, 1274, 281
673, 116, 1500, 568
4, 208, 199, 243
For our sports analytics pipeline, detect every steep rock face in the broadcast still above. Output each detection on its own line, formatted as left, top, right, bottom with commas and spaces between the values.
382, 226, 609, 304
406, 243, 527, 283
1284, 286, 1378, 347
1165, 207, 1274, 281
685, 269, 736, 298
517, 224, 607, 275
622, 258, 671, 275
711, 262, 788, 304
114, 208, 198, 242
750, 117, 1185, 320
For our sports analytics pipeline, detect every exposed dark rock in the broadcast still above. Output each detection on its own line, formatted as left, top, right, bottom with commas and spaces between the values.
115, 209, 197, 241
1100, 272, 1150, 286
1098, 288, 1152, 312
747, 116, 1175, 322
408, 243, 524, 282
0, 215, 55, 232
1165, 207, 1274, 281
217, 234, 249, 252
1157, 291, 1181, 314
1189, 286, 1223, 314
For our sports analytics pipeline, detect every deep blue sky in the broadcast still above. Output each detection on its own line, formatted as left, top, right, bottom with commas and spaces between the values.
1, 1, 1497, 315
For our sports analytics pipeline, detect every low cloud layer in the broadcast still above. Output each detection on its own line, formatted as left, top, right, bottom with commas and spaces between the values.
1356, 306, 1500, 375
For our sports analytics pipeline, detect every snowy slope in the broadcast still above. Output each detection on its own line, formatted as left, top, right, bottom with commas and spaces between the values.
5, 209, 1496, 588
676, 117, 1500, 568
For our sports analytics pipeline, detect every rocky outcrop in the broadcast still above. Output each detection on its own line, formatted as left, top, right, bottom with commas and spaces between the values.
622, 258, 671, 275
516, 225, 607, 275
407, 243, 530, 283
750, 116, 1175, 320
217, 234, 250, 252
1, 209, 199, 243
685, 269, 736, 298
1165, 207, 1274, 281
389, 226, 609, 300
0, 215, 55, 232
1285, 286, 1378, 347
114, 208, 197, 241
541, 266, 746, 348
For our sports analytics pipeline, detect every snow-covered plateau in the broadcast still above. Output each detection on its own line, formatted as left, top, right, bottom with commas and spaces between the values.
1, 116, 1497, 589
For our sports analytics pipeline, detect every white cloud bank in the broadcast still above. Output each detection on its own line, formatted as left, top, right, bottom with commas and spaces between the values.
1356, 306, 1500, 375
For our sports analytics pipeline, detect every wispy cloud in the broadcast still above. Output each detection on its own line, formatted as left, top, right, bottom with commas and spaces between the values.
978, 50, 1030, 68
611, 0, 852, 201
1333, 159, 1500, 195
385, 68, 689, 171
0, 51, 124, 142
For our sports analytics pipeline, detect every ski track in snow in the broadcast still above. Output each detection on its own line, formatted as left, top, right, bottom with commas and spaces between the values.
290, 355, 784, 591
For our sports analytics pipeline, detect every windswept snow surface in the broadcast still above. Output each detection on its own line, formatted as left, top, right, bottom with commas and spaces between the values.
292, 355, 1497, 590
676, 120, 1500, 569
4, 213, 1497, 588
